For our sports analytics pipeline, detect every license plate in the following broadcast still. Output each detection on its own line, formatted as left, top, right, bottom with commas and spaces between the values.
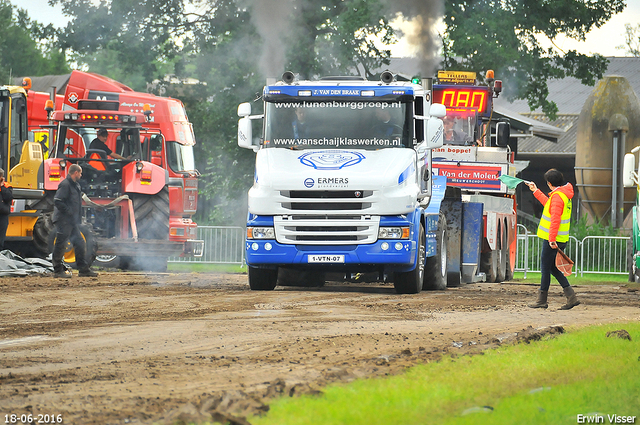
308, 255, 345, 263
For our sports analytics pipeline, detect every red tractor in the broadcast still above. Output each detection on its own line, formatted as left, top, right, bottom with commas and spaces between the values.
35, 99, 198, 271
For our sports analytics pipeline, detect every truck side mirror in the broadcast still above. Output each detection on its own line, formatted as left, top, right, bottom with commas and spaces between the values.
623, 153, 637, 188
238, 102, 252, 118
496, 121, 510, 147
238, 117, 254, 150
429, 103, 446, 118
425, 117, 444, 149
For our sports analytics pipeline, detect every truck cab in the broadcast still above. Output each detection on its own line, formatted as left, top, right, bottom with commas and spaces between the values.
238, 72, 450, 293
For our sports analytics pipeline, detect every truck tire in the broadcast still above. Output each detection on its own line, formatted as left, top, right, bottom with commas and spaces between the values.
48, 224, 97, 268
249, 266, 278, 290
505, 226, 514, 281
481, 249, 498, 283
496, 225, 508, 282
394, 223, 426, 294
124, 186, 170, 272
424, 214, 448, 291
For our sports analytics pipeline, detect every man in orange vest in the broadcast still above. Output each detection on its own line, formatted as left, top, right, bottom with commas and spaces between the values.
0, 168, 13, 250
526, 169, 580, 310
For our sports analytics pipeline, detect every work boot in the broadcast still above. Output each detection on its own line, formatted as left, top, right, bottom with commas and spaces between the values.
78, 268, 98, 277
53, 268, 72, 278
527, 290, 548, 309
559, 286, 581, 310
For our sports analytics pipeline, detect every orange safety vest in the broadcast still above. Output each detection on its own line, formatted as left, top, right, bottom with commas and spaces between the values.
88, 153, 106, 171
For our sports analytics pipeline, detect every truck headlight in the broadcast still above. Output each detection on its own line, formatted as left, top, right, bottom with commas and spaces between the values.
378, 227, 410, 239
247, 227, 275, 239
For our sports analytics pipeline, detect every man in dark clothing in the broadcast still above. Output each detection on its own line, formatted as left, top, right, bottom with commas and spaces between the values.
89, 128, 126, 160
52, 164, 97, 278
0, 168, 13, 250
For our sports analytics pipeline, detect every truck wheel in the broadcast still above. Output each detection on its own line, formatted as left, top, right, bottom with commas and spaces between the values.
496, 226, 508, 282
424, 213, 447, 291
481, 249, 498, 283
128, 186, 170, 272
33, 213, 53, 257
48, 224, 96, 268
394, 223, 426, 294
249, 266, 278, 290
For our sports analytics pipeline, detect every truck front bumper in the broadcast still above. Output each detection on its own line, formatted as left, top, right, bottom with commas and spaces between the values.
246, 239, 419, 272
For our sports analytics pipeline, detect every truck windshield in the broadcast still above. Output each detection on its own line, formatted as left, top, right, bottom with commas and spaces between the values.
443, 107, 477, 146
166, 141, 196, 172
264, 100, 410, 149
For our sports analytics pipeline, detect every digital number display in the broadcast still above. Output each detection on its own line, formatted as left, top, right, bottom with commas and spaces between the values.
433, 87, 490, 114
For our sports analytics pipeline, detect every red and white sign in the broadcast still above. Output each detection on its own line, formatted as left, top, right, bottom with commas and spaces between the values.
433, 162, 508, 192
68, 92, 79, 104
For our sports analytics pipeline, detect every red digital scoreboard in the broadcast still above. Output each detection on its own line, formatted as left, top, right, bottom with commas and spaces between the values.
432, 86, 491, 115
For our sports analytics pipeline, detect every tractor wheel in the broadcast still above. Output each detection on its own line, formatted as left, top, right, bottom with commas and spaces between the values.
394, 222, 426, 294
48, 224, 96, 268
424, 213, 448, 291
33, 213, 54, 257
93, 255, 121, 269
125, 186, 170, 272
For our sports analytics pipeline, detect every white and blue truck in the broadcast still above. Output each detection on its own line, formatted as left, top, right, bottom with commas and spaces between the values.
237, 71, 513, 293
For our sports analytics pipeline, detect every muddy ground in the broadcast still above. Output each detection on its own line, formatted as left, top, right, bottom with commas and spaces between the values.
1, 272, 639, 425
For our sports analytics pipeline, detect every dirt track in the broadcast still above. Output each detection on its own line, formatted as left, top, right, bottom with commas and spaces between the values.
1, 272, 639, 425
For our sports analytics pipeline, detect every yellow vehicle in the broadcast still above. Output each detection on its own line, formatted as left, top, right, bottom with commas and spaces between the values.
0, 79, 49, 256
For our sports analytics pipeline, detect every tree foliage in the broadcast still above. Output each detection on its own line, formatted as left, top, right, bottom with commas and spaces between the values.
0, 0, 69, 82
443, 0, 626, 118
14, 0, 629, 223
618, 23, 640, 57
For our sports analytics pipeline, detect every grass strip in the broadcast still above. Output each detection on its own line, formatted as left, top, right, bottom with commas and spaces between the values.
249, 323, 640, 425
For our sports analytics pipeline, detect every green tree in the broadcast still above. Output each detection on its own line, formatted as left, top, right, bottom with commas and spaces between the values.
52, 0, 397, 224
617, 23, 640, 57
442, 0, 626, 118
0, 0, 69, 82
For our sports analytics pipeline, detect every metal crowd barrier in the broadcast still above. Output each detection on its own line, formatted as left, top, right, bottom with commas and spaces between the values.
171, 224, 629, 276
169, 226, 245, 264
515, 224, 628, 276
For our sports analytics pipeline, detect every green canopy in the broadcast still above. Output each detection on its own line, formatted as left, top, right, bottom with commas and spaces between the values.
499, 175, 530, 190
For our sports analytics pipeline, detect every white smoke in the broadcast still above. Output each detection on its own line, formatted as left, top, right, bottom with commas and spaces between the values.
246, 0, 297, 79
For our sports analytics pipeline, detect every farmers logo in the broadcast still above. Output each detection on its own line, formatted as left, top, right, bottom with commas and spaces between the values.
304, 178, 314, 188
298, 150, 364, 170
68, 92, 79, 104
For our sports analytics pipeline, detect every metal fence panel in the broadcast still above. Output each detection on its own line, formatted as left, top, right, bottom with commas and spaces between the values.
580, 236, 628, 276
169, 226, 245, 264
513, 224, 628, 276
170, 225, 629, 276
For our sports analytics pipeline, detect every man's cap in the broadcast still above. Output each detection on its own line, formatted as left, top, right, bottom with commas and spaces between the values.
97, 128, 108, 136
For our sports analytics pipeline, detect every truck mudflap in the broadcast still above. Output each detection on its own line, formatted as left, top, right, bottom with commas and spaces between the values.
440, 199, 484, 285
96, 238, 187, 257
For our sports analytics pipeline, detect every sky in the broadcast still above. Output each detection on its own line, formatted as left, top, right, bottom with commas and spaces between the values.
10, 0, 640, 57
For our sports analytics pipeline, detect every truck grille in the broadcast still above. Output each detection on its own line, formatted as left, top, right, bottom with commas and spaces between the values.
279, 190, 373, 212
274, 215, 380, 245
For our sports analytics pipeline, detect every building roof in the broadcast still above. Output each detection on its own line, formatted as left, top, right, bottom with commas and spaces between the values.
494, 57, 640, 114
516, 114, 579, 155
